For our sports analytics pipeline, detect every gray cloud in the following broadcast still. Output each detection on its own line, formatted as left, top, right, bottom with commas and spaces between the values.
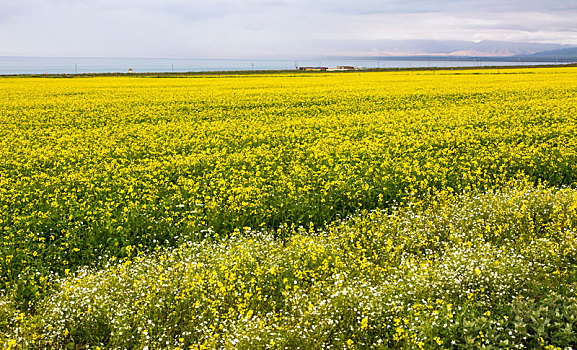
0, 0, 576, 58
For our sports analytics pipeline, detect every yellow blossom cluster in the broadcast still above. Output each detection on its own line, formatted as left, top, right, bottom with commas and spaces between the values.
1, 67, 577, 347
7, 184, 577, 349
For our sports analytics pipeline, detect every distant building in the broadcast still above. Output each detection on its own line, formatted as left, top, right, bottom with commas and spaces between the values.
128, 68, 133, 73
298, 67, 328, 71
336, 66, 355, 70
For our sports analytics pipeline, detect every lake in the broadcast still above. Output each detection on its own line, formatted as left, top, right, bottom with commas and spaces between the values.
0, 56, 564, 75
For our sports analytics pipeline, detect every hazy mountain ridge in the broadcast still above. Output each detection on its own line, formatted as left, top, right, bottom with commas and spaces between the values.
315, 39, 571, 58
427, 40, 569, 57
522, 47, 577, 59
319, 40, 577, 62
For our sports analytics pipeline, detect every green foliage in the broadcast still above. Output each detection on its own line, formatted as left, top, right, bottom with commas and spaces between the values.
6, 185, 577, 349
1, 68, 577, 348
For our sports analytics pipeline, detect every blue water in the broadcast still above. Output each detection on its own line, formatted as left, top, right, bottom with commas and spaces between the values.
0, 56, 562, 75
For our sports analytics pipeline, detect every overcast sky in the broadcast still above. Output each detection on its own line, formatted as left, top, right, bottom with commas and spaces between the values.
1, 0, 576, 58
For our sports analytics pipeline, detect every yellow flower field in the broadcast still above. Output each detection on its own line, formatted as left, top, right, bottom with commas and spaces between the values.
1, 68, 577, 348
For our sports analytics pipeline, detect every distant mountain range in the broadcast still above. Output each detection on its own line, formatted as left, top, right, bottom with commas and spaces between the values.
521, 47, 577, 60
322, 39, 577, 61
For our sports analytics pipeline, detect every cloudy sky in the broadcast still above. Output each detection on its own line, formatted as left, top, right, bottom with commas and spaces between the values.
1, 0, 576, 58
